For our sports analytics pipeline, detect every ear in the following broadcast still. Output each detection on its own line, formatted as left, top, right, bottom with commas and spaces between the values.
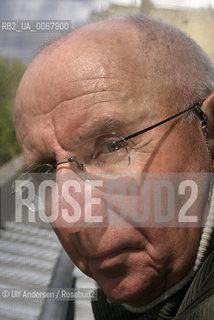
201, 92, 214, 167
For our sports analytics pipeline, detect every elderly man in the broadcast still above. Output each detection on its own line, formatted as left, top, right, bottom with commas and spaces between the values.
14, 15, 214, 319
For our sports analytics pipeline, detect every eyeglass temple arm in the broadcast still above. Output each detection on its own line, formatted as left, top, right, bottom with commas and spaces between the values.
116, 101, 207, 143
194, 105, 208, 128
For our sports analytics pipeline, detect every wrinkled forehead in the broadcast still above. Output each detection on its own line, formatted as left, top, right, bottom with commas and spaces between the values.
15, 21, 156, 161
15, 21, 143, 119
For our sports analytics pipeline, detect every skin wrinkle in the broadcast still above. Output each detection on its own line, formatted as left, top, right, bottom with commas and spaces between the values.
23, 111, 127, 168
58, 76, 130, 82
19, 114, 61, 166
18, 88, 122, 161
14, 18, 214, 307
66, 99, 152, 150
29, 94, 120, 118
52, 94, 141, 157
21, 103, 127, 167
61, 118, 133, 159
15, 78, 129, 143
65, 119, 126, 147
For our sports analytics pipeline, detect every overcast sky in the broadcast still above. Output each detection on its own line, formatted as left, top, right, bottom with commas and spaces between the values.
112, 0, 214, 8
152, 0, 214, 8
0, 0, 213, 63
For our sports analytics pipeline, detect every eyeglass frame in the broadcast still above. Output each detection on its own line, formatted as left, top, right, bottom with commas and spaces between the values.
52, 100, 207, 172
17, 100, 207, 178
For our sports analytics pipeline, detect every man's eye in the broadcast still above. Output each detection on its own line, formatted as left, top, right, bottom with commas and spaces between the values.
101, 140, 125, 153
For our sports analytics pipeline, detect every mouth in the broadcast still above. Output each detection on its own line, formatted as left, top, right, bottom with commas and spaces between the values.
73, 230, 146, 269
87, 246, 143, 264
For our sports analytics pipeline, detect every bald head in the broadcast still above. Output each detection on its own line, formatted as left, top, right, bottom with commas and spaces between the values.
15, 15, 214, 122
15, 15, 214, 159
15, 20, 141, 128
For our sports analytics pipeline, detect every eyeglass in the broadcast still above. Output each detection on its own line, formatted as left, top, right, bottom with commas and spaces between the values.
13, 100, 207, 192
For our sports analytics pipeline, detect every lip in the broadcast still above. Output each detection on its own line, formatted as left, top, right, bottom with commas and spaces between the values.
74, 231, 146, 263
87, 246, 142, 261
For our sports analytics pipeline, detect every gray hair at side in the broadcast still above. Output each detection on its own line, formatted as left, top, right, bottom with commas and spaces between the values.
126, 14, 214, 111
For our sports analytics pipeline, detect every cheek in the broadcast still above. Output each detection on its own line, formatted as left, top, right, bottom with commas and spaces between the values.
91, 251, 166, 304
141, 228, 201, 273
164, 128, 209, 172
142, 122, 210, 173
53, 227, 92, 275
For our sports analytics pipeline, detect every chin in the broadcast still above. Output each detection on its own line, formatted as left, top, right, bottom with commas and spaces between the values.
93, 270, 162, 306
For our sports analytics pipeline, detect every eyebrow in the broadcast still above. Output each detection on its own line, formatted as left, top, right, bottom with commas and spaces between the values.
21, 118, 126, 172
70, 118, 127, 146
